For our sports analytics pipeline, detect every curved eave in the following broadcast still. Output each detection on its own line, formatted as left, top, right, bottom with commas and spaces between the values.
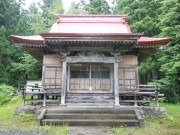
39, 32, 143, 38
138, 37, 172, 45
10, 35, 44, 45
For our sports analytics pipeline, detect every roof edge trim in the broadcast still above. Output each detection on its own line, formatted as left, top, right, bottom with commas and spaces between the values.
39, 32, 143, 38
55, 14, 129, 18
10, 35, 44, 45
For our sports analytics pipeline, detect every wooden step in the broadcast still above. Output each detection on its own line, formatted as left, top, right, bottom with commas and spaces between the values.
66, 93, 114, 96
66, 103, 115, 107
65, 100, 114, 104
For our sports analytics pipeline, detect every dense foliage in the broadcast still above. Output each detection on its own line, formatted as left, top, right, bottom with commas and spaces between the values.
67, 0, 111, 14
114, 0, 180, 103
0, 0, 179, 103
0, 84, 14, 104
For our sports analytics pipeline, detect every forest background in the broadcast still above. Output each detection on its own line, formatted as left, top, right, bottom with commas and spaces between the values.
0, 0, 179, 104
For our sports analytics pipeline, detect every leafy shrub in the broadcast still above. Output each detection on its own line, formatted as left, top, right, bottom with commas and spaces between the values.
0, 84, 14, 105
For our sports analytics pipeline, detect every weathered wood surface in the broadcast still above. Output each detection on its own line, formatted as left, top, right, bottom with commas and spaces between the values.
134, 109, 144, 127
114, 62, 120, 106
118, 55, 139, 92
61, 61, 67, 105
66, 93, 114, 105
36, 108, 46, 126
66, 56, 115, 63
42, 55, 62, 92
70, 78, 110, 91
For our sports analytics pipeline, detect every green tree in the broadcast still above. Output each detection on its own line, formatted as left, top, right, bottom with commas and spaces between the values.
28, 0, 64, 34
67, 2, 86, 14
114, 0, 162, 36
67, 0, 111, 14
158, 45, 180, 103
115, 0, 180, 103
10, 54, 41, 86
0, 0, 40, 87
158, 0, 180, 43
157, 0, 180, 103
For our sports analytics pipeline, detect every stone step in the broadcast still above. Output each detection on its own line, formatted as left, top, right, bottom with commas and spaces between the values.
45, 113, 137, 119
37, 108, 144, 127
42, 119, 139, 126
46, 108, 135, 114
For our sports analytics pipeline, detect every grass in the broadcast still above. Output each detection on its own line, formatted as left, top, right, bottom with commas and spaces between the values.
0, 96, 68, 135
0, 96, 180, 135
111, 103, 180, 135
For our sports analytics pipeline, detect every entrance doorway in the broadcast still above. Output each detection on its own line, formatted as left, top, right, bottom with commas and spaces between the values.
68, 63, 113, 92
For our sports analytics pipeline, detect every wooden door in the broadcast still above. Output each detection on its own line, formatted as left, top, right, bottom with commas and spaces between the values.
69, 64, 111, 92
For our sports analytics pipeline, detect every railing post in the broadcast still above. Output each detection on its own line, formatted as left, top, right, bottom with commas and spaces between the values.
155, 86, 159, 107
43, 93, 46, 107
22, 85, 25, 106
134, 93, 137, 106
134, 85, 137, 106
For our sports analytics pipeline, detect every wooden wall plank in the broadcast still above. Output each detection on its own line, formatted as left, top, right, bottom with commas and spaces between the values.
118, 55, 139, 91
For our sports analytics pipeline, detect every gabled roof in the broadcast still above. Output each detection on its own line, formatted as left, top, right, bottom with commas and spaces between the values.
50, 14, 132, 34
9, 14, 172, 60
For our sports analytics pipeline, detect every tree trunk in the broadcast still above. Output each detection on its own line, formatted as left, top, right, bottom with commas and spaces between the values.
143, 74, 147, 84
151, 68, 156, 80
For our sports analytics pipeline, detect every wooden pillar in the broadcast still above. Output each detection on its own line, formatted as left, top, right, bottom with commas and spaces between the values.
114, 62, 120, 106
61, 61, 67, 105
67, 65, 70, 92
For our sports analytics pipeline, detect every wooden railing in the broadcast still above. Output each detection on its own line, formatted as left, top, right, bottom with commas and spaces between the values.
119, 85, 163, 107
22, 84, 61, 106
20, 84, 163, 107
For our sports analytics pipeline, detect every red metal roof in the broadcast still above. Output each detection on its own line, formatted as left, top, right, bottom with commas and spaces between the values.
10, 35, 44, 45
50, 14, 132, 34
39, 32, 143, 38
138, 37, 172, 45
10, 14, 172, 46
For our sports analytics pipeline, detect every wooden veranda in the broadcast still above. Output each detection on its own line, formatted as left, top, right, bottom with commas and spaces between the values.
22, 83, 163, 107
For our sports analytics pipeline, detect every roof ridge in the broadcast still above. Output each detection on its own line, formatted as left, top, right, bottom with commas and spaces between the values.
55, 14, 129, 18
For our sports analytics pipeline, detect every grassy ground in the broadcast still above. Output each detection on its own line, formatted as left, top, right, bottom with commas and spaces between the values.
0, 96, 68, 135
0, 97, 180, 135
111, 103, 180, 135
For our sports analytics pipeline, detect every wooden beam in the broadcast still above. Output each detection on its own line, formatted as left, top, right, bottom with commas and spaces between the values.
66, 56, 115, 63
